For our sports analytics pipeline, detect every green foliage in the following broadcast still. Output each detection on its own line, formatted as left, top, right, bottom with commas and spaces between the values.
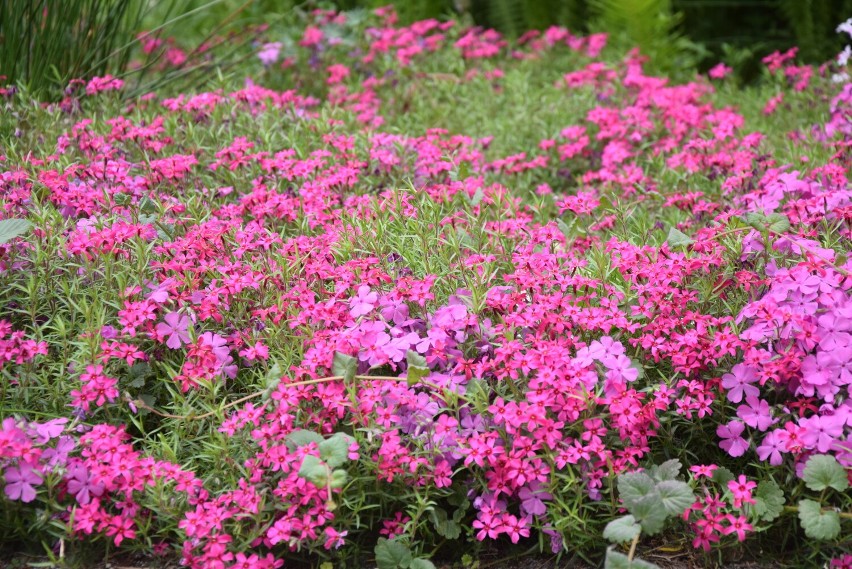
614, 464, 695, 536
374, 538, 434, 569
751, 480, 785, 523
406, 350, 431, 386
0, 0, 146, 97
604, 548, 661, 569
802, 455, 850, 493
798, 500, 841, 540
666, 227, 693, 248
603, 515, 642, 543
333, 351, 358, 382
0, 219, 32, 244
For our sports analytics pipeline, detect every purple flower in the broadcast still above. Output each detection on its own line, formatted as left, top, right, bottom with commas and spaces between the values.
258, 42, 283, 66
4, 463, 43, 502
799, 414, 846, 453
737, 396, 775, 431
30, 418, 68, 444
349, 285, 378, 318
721, 364, 760, 403
156, 312, 191, 349
65, 464, 105, 505
519, 483, 552, 516
717, 420, 749, 457
41, 435, 76, 468
756, 430, 787, 466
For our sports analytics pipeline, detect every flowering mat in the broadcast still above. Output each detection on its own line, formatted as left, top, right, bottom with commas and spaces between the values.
1, 7, 852, 569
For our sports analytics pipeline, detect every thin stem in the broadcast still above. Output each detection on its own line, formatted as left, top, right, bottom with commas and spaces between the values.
627, 533, 640, 561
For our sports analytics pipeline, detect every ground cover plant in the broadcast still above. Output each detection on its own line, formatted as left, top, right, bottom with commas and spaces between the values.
1, 6, 852, 568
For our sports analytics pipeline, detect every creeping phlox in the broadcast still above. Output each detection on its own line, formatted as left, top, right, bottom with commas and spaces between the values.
1, 5, 851, 569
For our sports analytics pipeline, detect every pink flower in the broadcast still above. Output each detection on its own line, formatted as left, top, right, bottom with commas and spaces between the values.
258, 42, 283, 66
708, 62, 733, 80
727, 475, 757, 508
722, 514, 752, 541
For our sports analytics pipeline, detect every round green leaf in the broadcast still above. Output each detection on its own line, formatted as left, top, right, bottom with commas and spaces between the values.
603, 515, 642, 543
0, 218, 31, 244
798, 499, 840, 540
803, 454, 849, 492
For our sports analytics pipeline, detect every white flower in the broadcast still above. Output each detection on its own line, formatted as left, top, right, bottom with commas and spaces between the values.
838, 45, 852, 67
837, 18, 852, 38
831, 72, 849, 84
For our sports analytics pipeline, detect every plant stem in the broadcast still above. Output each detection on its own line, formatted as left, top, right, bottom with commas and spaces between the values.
628, 533, 640, 561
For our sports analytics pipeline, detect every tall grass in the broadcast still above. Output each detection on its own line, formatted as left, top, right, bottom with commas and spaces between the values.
0, 0, 148, 97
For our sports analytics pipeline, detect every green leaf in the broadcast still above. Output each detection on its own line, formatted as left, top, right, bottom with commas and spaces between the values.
603, 515, 642, 543
332, 352, 357, 383
285, 429, 324, 451
666, 227, 693, 247
429, 508, 462, 540
630, 493, 668, 535
751, 479, 785, 523
406, 350, 430, 387
375, 538, 413, 569
409, 559, 436, 569
765, 213, 790, 233
129, 362, 152, 388
798, 499, 840, 540
0, 218, 31, 244
649, 459, 682, 482
605, 549, 661, 569
469, 188, 484, 206
318, 432, 355, 468
802, 454, 849, 492
656, 480, 695, 517
297, 455, 328, 486
744, 212, 767, 231
618, 471, 657, 509
329, 468, 348, 489
711, 466, 735, 486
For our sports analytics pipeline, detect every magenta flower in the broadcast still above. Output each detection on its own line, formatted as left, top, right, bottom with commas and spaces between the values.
156, 312, 191, 349
717, 420, 749, 457
4, 463, 43, 503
